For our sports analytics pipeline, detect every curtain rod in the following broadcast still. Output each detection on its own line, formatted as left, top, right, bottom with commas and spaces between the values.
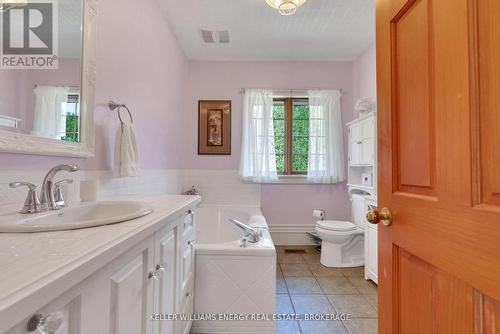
240, 88, 343, 95
33, 84, 80, 90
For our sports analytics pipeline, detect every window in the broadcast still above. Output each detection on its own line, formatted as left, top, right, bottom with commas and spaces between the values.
272, 98, 310, 175
61, 94, 80, 142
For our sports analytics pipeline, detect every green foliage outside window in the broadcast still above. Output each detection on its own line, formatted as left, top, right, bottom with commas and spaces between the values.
273, 104, 285, 172
292, 104, 309, 172
272, 100, 309, 174
62, 114, 79, 142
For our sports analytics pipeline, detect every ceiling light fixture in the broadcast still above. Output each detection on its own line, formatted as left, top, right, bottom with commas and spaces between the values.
265, 0, 307, 16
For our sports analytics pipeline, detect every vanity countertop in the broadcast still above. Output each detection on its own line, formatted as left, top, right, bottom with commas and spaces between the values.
0, 194, 200, 324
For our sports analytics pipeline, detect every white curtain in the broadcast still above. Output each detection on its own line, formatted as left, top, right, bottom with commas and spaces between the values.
307, 90, 345, 184
32, 85, 69, 139
239, 89, 278, 183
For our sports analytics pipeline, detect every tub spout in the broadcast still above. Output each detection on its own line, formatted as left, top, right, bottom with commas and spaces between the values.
228, 218, 260, 243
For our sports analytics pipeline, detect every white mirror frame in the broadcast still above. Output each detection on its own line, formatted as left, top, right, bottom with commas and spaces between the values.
0, 0, 97, 158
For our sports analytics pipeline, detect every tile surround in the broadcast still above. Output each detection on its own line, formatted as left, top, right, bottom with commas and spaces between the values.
0, 169, 260, 208
0, 170, 184, 206
276, 245, 378, 334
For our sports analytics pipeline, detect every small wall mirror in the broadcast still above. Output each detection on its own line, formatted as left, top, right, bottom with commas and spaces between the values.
0, 0, 96, 157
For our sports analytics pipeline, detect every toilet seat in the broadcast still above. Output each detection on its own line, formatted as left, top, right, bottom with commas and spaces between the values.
316, 220, 357, 232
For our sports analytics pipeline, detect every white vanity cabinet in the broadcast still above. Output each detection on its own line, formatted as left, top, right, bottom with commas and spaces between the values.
3, 201, 198, 334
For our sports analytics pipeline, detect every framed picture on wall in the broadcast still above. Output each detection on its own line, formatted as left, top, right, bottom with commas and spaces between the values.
198, 100, 231, 155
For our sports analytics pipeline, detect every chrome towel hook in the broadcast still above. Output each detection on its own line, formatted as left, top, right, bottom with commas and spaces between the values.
108, 100, 133, 125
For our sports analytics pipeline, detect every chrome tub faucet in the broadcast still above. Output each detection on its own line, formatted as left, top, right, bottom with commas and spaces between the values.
228, 218, 261, 244
182, 186, 200, 196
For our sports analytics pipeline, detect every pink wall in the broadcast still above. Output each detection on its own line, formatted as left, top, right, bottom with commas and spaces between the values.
184, 61, 357, 224
352, 44, 377, 103
0, 71, 21, 119
0, 0, 188, 171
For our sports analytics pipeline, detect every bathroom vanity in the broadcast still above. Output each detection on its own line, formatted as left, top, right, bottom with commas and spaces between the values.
0, 195, 200, 334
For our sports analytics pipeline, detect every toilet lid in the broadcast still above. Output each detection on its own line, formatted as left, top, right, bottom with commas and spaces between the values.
316, 220, 357, 232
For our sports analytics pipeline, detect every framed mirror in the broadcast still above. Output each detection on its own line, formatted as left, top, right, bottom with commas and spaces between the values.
0, 0, 96, 157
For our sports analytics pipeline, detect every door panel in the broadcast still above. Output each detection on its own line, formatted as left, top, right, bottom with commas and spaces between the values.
395, 248, 474, 334
477, 0, 500, 207
350, 123, 363, 165
157, 227, 177, 334
109, 240, 154, 334
377, 0, 500, 332
392, 0, 435, 194
361, 118, 375, 165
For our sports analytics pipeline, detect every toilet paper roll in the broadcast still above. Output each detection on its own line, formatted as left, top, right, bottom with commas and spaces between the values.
313, 209, 325, 219
80, 179, 99, 202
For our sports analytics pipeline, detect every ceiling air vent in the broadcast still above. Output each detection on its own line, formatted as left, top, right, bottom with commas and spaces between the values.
200, 30, 215, 43
217, 30, 230, 44
200, 29, 230, 44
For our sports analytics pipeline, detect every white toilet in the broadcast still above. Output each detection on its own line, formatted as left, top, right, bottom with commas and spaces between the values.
315, 194, 367, 267
315, 220, 364, 267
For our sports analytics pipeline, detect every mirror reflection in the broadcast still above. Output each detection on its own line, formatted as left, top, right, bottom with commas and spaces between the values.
0, 0, 83, 142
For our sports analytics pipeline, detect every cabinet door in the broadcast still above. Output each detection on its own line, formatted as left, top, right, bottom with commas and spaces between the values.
180, 236, 195, 307
350, 123, 363, 165
365, 226, 378, 284
361, 118, 375, 165
4, 295, 81, 334
154, 225, 178, 334
109, 236, 155, 334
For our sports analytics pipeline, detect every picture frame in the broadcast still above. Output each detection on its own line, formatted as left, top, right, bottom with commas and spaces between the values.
198, 100, 231, 155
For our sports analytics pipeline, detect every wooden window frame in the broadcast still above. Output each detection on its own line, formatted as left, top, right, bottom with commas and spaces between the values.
273, 97, 309, 175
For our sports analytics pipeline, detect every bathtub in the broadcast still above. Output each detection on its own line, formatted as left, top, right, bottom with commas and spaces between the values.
192, 205, 276, 334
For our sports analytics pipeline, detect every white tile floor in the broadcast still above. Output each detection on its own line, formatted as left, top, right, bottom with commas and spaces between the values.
276, 246, 378, 334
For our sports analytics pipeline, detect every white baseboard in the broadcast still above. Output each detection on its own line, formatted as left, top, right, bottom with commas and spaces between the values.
269, 225, 318, 246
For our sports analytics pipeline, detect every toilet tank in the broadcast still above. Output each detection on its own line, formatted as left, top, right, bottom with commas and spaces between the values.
351, 194, 368, 230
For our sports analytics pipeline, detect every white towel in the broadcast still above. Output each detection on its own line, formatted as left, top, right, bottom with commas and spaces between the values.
114, 124, 139, 177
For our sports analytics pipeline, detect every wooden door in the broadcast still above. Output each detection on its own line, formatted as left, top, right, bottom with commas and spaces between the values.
376, 0, 500, 332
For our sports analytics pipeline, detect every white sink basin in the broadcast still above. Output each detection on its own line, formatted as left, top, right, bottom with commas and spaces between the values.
0, 201, 154, 233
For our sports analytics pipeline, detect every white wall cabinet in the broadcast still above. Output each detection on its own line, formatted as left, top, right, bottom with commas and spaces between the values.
5, 208, 197, 334
348, 114, 375, 166
346, 112, 377, 284
347, 112, 376, 196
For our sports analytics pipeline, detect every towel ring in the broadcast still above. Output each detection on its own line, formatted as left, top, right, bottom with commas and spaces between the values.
108, 101, 133, 125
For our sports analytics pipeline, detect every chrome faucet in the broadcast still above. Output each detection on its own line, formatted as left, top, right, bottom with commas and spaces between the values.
10, 164, 79, 214
228, 218, 261, 243
40, 164, 79, 210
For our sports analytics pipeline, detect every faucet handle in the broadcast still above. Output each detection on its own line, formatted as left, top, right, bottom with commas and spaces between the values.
10, 182, 36, 191
54, 179, 73, 187
9, 182, 45, 214
54, 179, 73, 209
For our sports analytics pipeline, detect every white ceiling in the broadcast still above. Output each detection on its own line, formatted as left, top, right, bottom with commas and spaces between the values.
159, 0, 375, 61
